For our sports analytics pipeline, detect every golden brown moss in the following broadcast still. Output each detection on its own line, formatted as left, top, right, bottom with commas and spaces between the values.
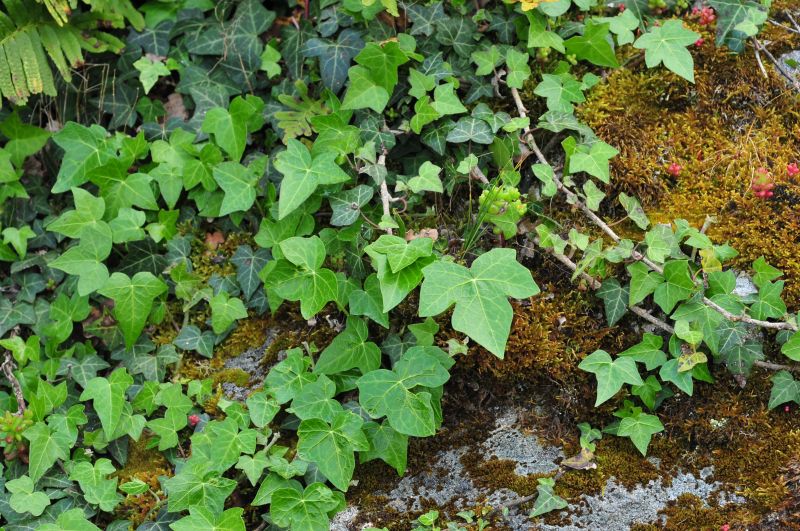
578, 20, 800, 304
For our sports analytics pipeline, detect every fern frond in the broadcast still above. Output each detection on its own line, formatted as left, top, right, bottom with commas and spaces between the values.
0, 0, 125, 106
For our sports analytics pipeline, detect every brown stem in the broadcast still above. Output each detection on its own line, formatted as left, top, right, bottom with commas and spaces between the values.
1, 352, 26, 414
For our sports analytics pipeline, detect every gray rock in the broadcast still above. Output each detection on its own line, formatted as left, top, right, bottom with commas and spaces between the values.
220, 327, 279, 401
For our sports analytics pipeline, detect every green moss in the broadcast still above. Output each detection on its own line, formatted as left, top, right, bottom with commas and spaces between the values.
578, 21, 800, 305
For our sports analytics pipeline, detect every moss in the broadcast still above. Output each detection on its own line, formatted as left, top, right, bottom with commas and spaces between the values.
211, 367, 251, 387
577, 19, 800, 305
114, 437, 172, 526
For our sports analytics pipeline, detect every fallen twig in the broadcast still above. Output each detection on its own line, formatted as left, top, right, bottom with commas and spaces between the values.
1, 352, 26, 414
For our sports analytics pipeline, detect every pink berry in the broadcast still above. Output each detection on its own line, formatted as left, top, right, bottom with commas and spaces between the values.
720, 525, 730, 531
785, 405, 791, 413
667, 162, 681, 176
188, 414, 200, 427
695, 38, 704, 47
787, 162, 799, 177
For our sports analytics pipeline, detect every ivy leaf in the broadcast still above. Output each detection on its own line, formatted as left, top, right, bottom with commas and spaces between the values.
98, 272, 168, 348
419, 248, 539, 357
163, 463, 237, 513
264, 349, 315, 404
329, 185, 374, 226
752, 256, 782, 287
201, 95, 265, 161
209, 291, 248, 334
51, 123, 114, 193
709, 0, 765, 53
303, 29, 365, 93
781, 332, 800, 361
749, 280, 787, 320
270, 483, 341, 531
357, 346, 451, 436
213, 162, 258, 216
23, 421, 72, 483
526, 11, 565, 52
653, 260, 695, 314
79, 368, 133, 440
297, 410, 369, 491
530, 477, 568, 517
659, 358, 694, 395
721, 341, 763, 376
288, 374, 343, 422
315, 317, 381, 375
619, 193, 650, 229
170, 507, 245, 531
37, 508, 102, 531
618, 333, 667, 371
246, 390, 281, 427
632, 375, 662, 410
236, 451, 269, 486
505, 49, 531, 89
353, 41, 409, 94
578, 350, 643, 406
569, 141, 619, 183
276, 139, 351, 220
634, 20, 699, 82
133, 56, 171, 94
6, 475, 50, 516
407, 161, 443, 194
627, 262, 663, 306
471, 45, 503, 75
341, 65, 390, 113
349, 274, 389, 328
446, 117, 494, 144
147, 408, 187, 450
768, 370, 800, 409
565, 22, 619, 68
231, 245, 271, 300
360, 420, 409, 475
365, 235, 434, 274
597, 279, 629, 326
534, 73, 586, 113
617, 411, 664, 455
69, 458, 122, 512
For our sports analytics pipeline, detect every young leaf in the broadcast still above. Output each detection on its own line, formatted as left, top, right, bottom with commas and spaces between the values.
79, 368, 133, 440
565, 22, 619, 68
69, 458, 122, 512
98, 272, 168, 348
653, 260, 695, 314
530, 477, 568, 517
209, 291, 248, 334
275, 139, 351, 219
633, 20, 699, 82
419, 249, 540, 357
297, 410, 369, 491
6, 475, 51, 516
171, 507, 246, 531
578, 350, 643, 406
617, 411, 664, 455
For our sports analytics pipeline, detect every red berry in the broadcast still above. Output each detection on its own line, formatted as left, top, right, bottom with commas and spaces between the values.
667, 162, 681, 176
785, 405, 791, 412
694, 38, 704, 47
618, 3, 626, 11
188, 414, 200, 427
787, 162, 799, 177
766, 191, 773, 197
720, 525, 730, 531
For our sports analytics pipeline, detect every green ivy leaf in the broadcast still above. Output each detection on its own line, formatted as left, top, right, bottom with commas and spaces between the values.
360, 420, 408, 476
407, 161, 443, 194
565, 22, 619, 68
98, 272, 168, 348
749, 280, 787, 320
534, 73, 586, 113
578, 350, 643, 406
288, 374, 343, 422
201, 95, 265, 161
264, 349, 315, 404
348, 274, 389, 328
596, 278, 629, 326
302, 29, 364, 93
329, 185, 374, 226
276, 139, 351, 220
246, 390, 281, 427
23, 421, 72, 483
569, 141, 619, 183
419, 248, 539, 357
617, 411, 664, 455
270, 483, 341, 531
37, 508, 101, 531
79, 368, 133, 441
530, 477, 568, 517
147, 408, 187, 450
341, 65, 390, 113
633, 20, 699, 82
505, 49, 531, 90
709, 0, 765, 53
297, 410, 369, 491
163, 462, 237, 513
212, 161, 258, 216
69, 458, 122, 512
752, 256, 782, 287
170, 507, 246, 531
618, 193, 650, 229
6, 475, 51, 516
315, 317, 381, 375
653, 260, 695, 314
618, 333, 667, 371
768, 370, 800, 409
659, 358, 694, 395
51, 123, 114, 193
357, 346, 451, 436
781, 332, 800, 361
209, 291, 248, 334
